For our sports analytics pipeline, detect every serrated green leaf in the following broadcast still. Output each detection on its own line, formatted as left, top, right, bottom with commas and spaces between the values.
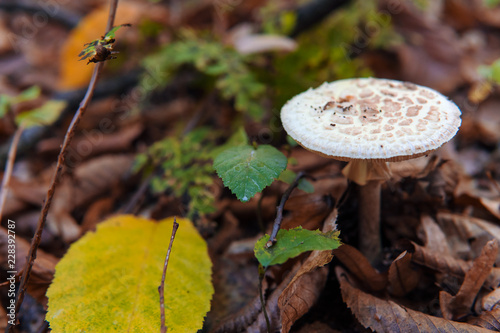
214, 144, 287, 202
254, 227, 341, 267
47, 215, 213, 332
278, 169, 314, 193
15, 100, 66, 128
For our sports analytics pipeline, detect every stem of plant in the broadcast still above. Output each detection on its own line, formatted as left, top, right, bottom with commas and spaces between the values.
10, 0, 120, 327
266, 171, 306, 248
0, 125, 24, 222
159, 218, 179, 333
258, 264, 271, 333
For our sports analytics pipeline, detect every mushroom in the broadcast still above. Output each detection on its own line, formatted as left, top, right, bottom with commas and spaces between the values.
280, 78, 461, 264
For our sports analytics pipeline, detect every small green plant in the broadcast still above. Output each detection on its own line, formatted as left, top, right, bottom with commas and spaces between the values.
141, 30, 266, 118
214, 143, 288, 202
0, 86, 67, 128
78, 24, 131, 64
134, 127, 248, 218
478, 58, 500, 84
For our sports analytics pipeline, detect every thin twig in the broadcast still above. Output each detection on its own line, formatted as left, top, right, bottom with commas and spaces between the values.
266, 171, 306, 247
10, 0, 120, 328
258, 265, 271, 333
159, 219, 179, 333
0, 125, 24, 222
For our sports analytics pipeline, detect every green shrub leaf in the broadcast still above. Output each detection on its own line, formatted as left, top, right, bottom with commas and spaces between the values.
214, 144, 287, 202
46, 215, 213, 332
15, 100, 66, 129
254, 227, 341, 267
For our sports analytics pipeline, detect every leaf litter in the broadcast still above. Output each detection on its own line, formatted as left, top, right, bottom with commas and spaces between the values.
2, 0, 500, 332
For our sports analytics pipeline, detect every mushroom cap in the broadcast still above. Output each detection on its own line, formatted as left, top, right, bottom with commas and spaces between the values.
281, 78, 461, 162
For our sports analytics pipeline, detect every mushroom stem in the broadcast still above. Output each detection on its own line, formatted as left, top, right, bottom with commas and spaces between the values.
358, 180, 382, 265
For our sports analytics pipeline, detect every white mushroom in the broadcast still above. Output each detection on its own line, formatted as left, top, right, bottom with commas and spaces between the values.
280, 78, 461, 264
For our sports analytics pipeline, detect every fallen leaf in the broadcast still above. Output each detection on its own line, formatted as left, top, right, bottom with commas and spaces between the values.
332, 244, 387, 292
337, 267, 492, 333
480, 197, 500, 220
387, 251, 421, 297
468, 307, 500, 330
418, 215, 453, 256
480, 288, 500, 312
46, 215, 213, 332
440, 240, 498, 320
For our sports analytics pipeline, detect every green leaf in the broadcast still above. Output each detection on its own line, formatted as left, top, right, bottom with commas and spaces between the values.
0, 95, 10, 118
483, 0, 500, 7
209, 127, 249, 158
278, 169, 314, 193
12, 86, 41, 103
214, 144, 287, 202
286, 135, 298, 147
254, 227, 341, 267
15, 100, 66, 128
46, 215, 213, 332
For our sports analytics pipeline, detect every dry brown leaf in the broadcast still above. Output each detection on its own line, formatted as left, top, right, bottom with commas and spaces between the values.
333, 244, 387, 292
71, 154, 134, 206
480, 197, 500, 221
418, 215, 453, 256
278, 209, 338, 333
337, 267, 492, 333
38, 122, 143, 156
440, 240, 498, 320
468, 307, 500, 331
279, 264, 329, 333
438, 212, 500, 244
387, 251, 421, 297
0, 227, 58, 307
480, 288, 500, 312
280, 193, 331, 231
412, 241, 471, 277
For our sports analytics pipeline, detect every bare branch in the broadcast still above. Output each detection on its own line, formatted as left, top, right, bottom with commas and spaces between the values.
159, 219, 180, 333
9, 0, 121, 328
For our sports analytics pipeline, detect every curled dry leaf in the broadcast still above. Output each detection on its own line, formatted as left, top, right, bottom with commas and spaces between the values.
337, 267, 492, 333
440, 240, 499, 320
332, 244, 387, 292
480, 288, 500, 312
387, 251, 421, 297
418, 215, 453, 256
468, 308, 500, 331
278, 208, 340, 332
279, 263, 329, 333
411, 241, 500, 290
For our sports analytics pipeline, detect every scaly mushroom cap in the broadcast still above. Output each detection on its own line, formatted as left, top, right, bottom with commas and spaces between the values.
281, 78, 461, 162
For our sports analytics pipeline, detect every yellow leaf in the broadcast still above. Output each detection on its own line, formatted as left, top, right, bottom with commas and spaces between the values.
58, 4, 142, 90
46, 215, 213, 332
